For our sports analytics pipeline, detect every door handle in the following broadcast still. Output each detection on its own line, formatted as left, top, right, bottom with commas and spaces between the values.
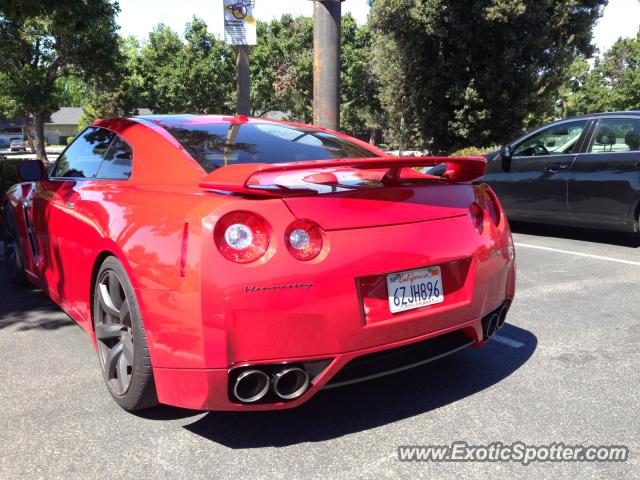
544, 164, 568, 173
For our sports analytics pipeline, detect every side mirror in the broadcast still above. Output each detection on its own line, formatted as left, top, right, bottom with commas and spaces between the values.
500, 145, 513, 172
17, 160, 47, 182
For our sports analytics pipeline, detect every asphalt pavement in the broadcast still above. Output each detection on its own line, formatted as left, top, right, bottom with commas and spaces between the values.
1, 223, 639, 479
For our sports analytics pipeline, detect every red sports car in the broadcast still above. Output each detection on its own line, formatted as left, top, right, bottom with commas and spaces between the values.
2, 115, 515, 411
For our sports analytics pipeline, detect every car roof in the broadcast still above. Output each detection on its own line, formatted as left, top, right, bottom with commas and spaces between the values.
560, 111, 640, 121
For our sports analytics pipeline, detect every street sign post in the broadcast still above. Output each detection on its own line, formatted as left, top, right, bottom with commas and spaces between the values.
223, 1, 256, 115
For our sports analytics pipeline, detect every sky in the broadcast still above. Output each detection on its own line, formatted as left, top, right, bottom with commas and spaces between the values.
117, 0, 639, 54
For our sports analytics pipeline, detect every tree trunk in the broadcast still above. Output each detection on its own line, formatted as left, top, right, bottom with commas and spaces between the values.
32, 111, 48, 162
22, 117, 36, 153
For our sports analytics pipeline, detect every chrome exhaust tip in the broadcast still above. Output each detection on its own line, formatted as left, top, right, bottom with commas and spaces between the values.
233, 369, 270, 403
272, 367, 310, 400
497, 304, 509, 330
486, 313, 499, 339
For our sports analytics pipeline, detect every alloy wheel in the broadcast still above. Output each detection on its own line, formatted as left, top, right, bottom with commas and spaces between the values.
95, 269, 135, 396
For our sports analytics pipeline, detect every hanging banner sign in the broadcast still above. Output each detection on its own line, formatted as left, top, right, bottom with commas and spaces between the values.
223, 0, 257, 45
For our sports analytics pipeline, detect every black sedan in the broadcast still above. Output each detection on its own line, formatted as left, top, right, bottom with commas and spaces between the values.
483, 112, 640, 233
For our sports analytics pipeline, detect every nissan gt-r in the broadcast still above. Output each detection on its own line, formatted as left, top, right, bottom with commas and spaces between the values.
2, 115, 516, 411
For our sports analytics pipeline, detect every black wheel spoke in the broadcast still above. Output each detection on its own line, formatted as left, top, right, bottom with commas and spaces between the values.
108, 272, 123, 307
95, 322, 125, 341
98, 282, 120, 318
105, 340, 124, 380
118, 300, 130, 325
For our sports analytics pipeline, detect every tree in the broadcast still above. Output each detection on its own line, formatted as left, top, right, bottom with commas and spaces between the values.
250, 14, 380, 133
78, 36, 145, 129
0, 1, 121, 160
558, 30, 640, 116
250, 15, 314, 121
138, 18, 236, 114
370, 0, 607, 152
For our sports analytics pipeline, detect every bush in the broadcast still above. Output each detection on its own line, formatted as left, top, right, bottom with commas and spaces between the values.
66, 136, 76, 146
0, 156, 26, 201
449, 146, 496, 156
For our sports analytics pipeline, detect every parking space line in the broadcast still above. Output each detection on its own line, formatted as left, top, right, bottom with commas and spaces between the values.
492, 335, 525, 349
514, 242, 640, 267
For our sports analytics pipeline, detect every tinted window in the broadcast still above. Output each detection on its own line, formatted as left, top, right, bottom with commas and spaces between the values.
514, 120, 588, 157
157, 122, 378, 173
96, 136, 133, 180
53, 127, 115, 178
589, 118, 640, 153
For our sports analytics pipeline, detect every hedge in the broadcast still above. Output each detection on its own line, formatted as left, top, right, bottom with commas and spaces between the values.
449, 146, 496, 156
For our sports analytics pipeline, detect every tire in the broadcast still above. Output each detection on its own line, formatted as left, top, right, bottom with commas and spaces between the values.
93, 257, 158, 411
2, 202, 28, 286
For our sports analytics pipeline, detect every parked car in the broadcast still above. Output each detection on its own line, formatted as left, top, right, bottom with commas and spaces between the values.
483, 112, 640, 233
9, 138, 26, 152
2, 115, 515, 412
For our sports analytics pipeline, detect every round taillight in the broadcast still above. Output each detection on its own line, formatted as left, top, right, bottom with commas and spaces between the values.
469, 202, 484, 234
285, 220, 323, 261
214, 211, 270, 263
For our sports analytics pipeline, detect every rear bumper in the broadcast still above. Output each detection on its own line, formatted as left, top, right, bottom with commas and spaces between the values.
152, 303, 510, 411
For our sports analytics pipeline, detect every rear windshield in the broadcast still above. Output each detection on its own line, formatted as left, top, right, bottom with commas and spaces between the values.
156, 121, 379, 173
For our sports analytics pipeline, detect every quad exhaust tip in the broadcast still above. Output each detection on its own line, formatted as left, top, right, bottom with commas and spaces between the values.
486, 313, 499, 339
272, 367, 310, 400
497, 304, 509, 330
233, 369, 270, 403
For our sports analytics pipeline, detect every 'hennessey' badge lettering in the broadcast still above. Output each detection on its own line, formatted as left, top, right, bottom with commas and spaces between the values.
245, 283, 313, 293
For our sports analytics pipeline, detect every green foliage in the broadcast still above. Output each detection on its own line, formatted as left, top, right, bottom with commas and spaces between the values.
0, 1, 121, 159
559, 31, 640, 116
251, 15, 314, 121
250, 14, 380, 132
79, 36, 145, 128
449, 146, 495, 156
370, 0, 607, 153
138, 18, 236, 114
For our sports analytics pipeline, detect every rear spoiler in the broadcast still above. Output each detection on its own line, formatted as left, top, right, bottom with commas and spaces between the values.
199, 156, 486, 197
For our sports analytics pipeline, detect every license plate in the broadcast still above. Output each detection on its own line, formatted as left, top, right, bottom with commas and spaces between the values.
386, 266, 444, 313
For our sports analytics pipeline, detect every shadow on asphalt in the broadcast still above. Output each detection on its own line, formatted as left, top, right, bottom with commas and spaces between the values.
509, 221, 640, 248
0, 251, 74, 331
181, 324, 537, 448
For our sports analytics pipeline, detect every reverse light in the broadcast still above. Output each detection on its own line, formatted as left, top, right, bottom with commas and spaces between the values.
285, 219, 324, 261
214, 211, 270, 263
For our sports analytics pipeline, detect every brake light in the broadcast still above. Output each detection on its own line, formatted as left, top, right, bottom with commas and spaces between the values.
214, 211, 270, 263
285, 219, 324, 261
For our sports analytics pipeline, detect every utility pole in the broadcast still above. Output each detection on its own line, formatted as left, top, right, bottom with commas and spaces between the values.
236, 45, 251, 115
313, 0, 344, 130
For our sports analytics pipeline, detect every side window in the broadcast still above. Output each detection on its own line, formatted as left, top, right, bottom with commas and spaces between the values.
52, 127, 115, 178
513, 120, 588, 157
96, 136, 133, 180
588, 118, 640, 153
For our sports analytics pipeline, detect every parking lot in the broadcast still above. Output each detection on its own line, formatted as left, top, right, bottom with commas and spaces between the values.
1, 223, 639, 480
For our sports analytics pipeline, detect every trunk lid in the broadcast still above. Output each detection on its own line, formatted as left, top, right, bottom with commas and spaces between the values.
282, 184, 475, 230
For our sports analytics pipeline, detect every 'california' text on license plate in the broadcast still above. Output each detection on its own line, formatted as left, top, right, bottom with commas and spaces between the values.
386, 266, 444, 313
